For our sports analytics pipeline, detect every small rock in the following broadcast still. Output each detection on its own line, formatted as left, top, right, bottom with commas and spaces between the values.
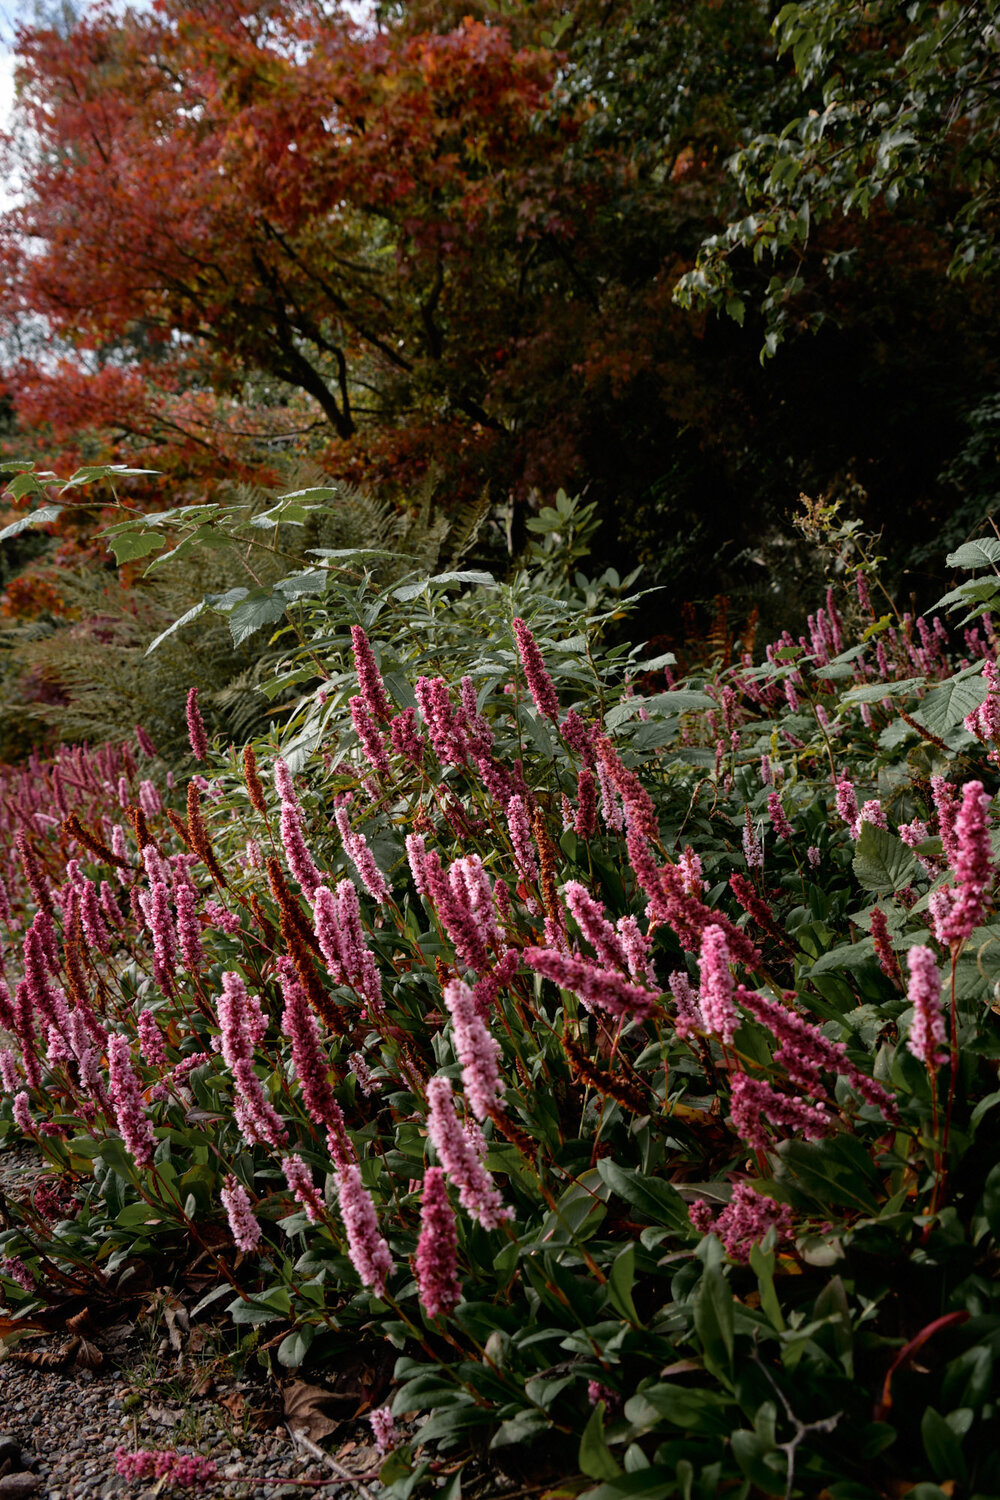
0, 1474, 41, 1499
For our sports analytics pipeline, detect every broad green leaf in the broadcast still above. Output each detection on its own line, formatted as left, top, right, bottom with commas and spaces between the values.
607, 1243, 639, 1323
106, 530, 167, 564
914, 672, 988, 735
596, 1159, 690, 1230
921, 1406, 967, 1485
809, 937, 875, 974
0, 505, 62, 541
277, 1325, 316, 1367
577, 1469, 677, 1500
852, 822, 919, 896
227, 591, 289, 646
579, 1403, 622, 1481
945, 538, 1000, 570
392, 571, 495, 602
776, 1137, 881, 1213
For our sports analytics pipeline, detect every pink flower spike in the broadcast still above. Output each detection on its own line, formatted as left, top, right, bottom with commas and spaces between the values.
715, 1182, 793, 1263
107, 1034, 156, 1168
369, 1407, 396, 1456
282, 1155, 326, 1222
220, 1176, 261, 1253
697, 926, 739, 1045
906, 945, 947, 1067
442, 977, 505, 1121
350, 625, 394, 723
335, 1164, 393, 1297
186, 688, 209, 761
512, 617, 560, 720
426, 1076, 511, 1229
415, 1166, 462, 1319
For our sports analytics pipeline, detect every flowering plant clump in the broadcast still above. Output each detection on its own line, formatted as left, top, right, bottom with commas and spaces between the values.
1, 518, 1000, 1497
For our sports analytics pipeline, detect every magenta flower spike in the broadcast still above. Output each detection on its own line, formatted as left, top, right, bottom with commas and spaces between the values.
415, 1166, 462, 1319
511, 617, 560, 720
350, 625, 394, 723
714, 1182, 793, 1263
697, 926, 739, 1045
185, 687, 209, 761
523, 946, 658, 1021
107, 1034, 156, 1168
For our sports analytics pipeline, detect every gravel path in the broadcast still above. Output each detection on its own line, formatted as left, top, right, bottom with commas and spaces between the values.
0, 1147, 383, 1500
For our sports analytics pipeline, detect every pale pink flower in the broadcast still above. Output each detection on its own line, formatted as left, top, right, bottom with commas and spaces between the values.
742, 812, 763, 870
107, 1035, 156, 1167
906, 945, 947, 1067
563, 881, 627, 970
426, 1076, 511, 1229
137, 1009, 168, 1066
835, 778, 861, 838
668, 970, 703, 1039
442, 978, 505, 1121
728, 1072, 832, 1150
282, 1155, 326, 1222
334, 805, 391, 904
715, 1182, 793, 1263
369, 1407, 396, 1456
349, 696, 391, 778
220, 1176, 261, 1253
505, 795, 538, 883
523, 947, 658, 1021
335, 1164, 393, 1296
767, 793, 793, 842
12, 1090, 33, 1135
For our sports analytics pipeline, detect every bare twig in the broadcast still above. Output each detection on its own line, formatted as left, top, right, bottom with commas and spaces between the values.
285, 1425, 380, 1500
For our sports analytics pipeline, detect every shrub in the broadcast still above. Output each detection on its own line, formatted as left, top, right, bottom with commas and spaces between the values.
1, 510, 1000, 1497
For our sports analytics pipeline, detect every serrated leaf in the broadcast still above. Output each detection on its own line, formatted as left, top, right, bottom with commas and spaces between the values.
914, 673, 988, 735
0, 505, 62, 541
227, 590, 289, 645
945, 538, 1000, 570
852, 822, 919, 896
392, 570, 495, 602
106, 531, 167, 564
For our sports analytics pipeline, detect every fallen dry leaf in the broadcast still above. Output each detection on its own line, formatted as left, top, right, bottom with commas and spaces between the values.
282, 1380, 340, 1442
73, 1338, 104, 1370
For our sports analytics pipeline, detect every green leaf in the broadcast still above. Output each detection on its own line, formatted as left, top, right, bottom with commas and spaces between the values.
596, 1160, 690, 1230
0, 505, 62, 541
579, 1403, 623, 1481
852, 822, 919, 896
776, 1137, 881, 1213
392, 571, 495, 602
915, 673, 988, 735
577, 1469, 677, 1500
607, 1243, 639, 1323
227, 590, 289, 646
920, 1406, 967, 1485
980, 1160, 1000, 1241
694, 1265, 733, 1378
945, 538, 1000, 570
106, 530, 167, 564
277, 1325, 316, 1367
144, 600, 207, 655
